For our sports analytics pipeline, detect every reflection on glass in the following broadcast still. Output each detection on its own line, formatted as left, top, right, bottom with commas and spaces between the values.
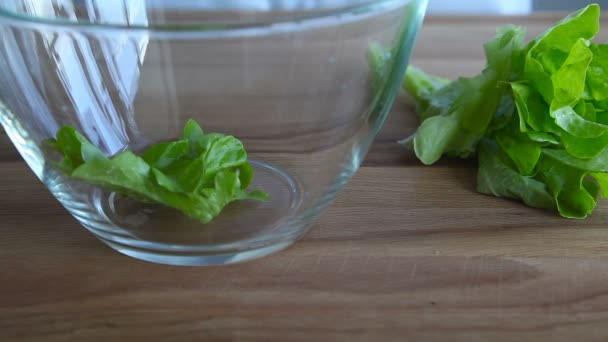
0, 0, 148, 154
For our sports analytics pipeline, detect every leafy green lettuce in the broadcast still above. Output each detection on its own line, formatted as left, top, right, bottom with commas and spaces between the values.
394, 3, 608, 218
401, 25, 526, 164
47, 120, 270, 224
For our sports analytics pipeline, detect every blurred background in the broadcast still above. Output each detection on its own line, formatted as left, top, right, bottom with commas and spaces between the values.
428, 0, 607, 14
161, 0, 606, 15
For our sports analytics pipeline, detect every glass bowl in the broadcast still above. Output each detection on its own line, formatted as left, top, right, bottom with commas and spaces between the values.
0, 0, 427, 265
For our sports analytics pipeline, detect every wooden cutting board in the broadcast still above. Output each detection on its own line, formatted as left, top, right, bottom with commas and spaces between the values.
3, 14, 608, 342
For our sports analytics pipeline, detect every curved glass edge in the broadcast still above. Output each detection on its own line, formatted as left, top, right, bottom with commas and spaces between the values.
0, 0, 410, 33
367, 0, 428, 138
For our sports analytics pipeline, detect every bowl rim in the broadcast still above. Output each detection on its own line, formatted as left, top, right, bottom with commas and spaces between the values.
0, 0, 419, 33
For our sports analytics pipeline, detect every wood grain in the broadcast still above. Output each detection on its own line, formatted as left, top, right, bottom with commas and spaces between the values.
3, 14, 608, 342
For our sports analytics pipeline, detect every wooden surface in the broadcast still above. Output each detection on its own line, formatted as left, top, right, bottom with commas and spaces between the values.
4, 15, 608, 341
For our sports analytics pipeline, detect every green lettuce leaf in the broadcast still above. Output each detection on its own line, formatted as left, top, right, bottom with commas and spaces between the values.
559, 130, 608, 159
398, 4, 608, 219
550, 38, 594, 111
538, 152, 599, 218
402, 65, 450, 115
142, 140, 189, 170
477, 139, 555, 210
551, 106, 608, 138
495, 118, 543, 176
587, 43, 608, 101
47, 120, 270, 224
591, 172, 608, 198
511, 83, 556, 132
401, 69, 468, 125
403, 25, 526, 164
524, 4, 600, 103
542, 148, 608, 172
368, 41, 392, 95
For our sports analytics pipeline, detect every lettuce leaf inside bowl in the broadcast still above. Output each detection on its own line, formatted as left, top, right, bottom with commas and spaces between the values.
46, 120, 270, 224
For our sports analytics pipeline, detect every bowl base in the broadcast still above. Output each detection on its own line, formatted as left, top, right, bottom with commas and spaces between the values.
77, 159, 304, 265
99, 237, 295, 266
